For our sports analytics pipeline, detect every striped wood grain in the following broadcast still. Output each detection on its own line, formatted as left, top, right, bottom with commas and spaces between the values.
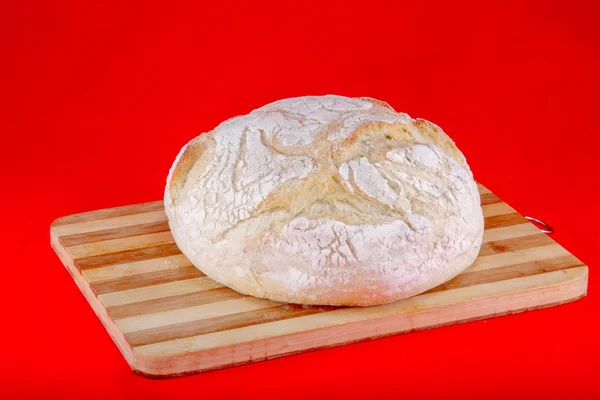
50, 183, 588, 378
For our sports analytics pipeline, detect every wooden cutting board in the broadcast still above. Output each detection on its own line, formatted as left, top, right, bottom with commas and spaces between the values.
50, 184, 588, 378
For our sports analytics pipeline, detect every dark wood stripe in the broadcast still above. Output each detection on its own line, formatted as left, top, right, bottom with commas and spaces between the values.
75, 242, 181, 270
107, 287, 244, 320
480, 192, 502, 206
61, 220, 170, 247
484, 212, 527, 230
53, 201, 164, 226
92, 264, 203, 295
478, 233, 554, 257
426, 255, 583, 294
126, 304, 338, 347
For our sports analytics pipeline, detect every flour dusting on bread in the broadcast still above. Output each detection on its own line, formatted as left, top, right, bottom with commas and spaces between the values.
165, 95, 483, 306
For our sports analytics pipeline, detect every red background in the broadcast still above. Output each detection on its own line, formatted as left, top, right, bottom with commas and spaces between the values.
1, 1, 599, 398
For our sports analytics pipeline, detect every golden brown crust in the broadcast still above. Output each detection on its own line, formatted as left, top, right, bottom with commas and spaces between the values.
356, 97, 396, 111
168, 132, 215, 203
414, 118, 468, 171
332, 121, 417, 165
338, 117, 470, 172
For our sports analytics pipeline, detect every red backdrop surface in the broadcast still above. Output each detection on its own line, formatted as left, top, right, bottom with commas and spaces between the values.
1, 1, 599, 399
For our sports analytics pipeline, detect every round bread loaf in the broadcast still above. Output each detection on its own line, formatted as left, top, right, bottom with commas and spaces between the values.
165, 95, 483, 306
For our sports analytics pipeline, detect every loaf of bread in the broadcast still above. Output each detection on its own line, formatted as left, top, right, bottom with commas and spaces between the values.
164, 95, 483, 306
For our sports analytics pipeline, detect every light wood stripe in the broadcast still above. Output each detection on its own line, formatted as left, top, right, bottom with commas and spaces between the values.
482, 202, 515, 218
84, 254, 192, 283
99, 277, 224, 308
126, 303, 336, 347
52, 201, 164, 226
135, 267, 587, 355
75, 242, 182, 270
121, 254, 580, 346
466, 243, 570, 272
69, 231, 174, 259
117, 297, 280, 334
427, 255, 583, 293
90, 260, 206, 295
92, 264, 203, 295
479, 233, 554, 257
53, 210, 167, 238
477, 183, 492, 194
107, 287, 243, 320
482, 222, 539, 242
61, 220, 170, 247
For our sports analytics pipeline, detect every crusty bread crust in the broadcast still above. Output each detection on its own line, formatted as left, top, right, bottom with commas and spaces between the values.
165, 95, 483, 306
167, 131, 215, 204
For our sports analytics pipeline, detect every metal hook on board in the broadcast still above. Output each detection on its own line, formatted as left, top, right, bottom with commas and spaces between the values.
525, 216, 554, 234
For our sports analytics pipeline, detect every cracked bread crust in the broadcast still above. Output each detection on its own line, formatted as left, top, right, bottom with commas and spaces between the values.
165, 95, 484, 306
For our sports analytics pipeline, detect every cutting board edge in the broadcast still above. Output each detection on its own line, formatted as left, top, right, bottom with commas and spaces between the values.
129, 266, 588, 378
50, 228, 143, 371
